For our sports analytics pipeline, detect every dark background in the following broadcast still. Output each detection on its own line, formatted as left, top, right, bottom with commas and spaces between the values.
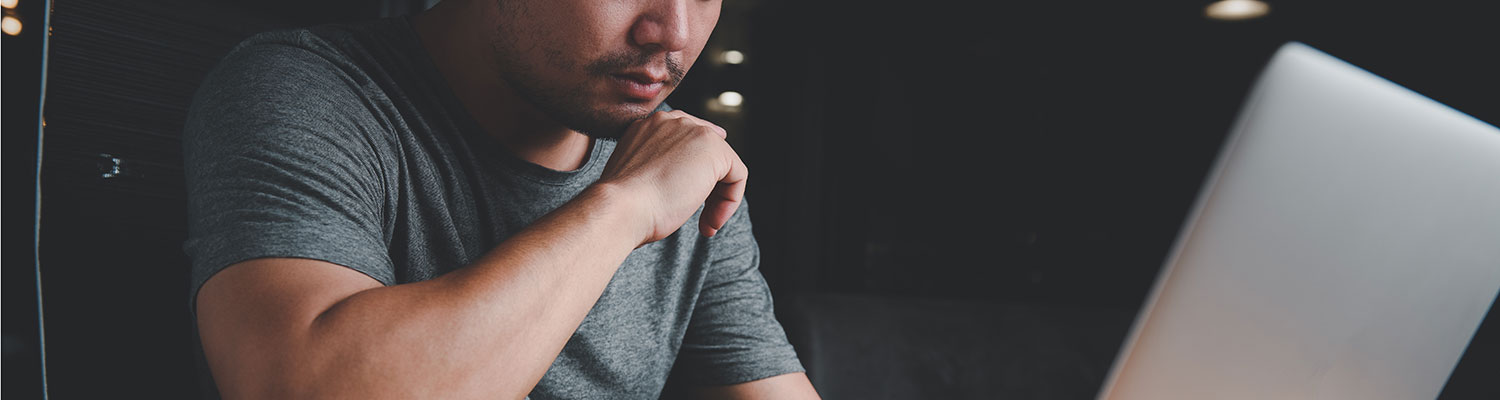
4, 0, 1496, 398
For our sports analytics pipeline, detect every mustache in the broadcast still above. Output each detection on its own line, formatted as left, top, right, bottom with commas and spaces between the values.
585, 51, 686, 85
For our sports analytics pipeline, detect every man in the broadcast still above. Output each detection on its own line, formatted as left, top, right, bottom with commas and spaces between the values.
182, 0, 819, 398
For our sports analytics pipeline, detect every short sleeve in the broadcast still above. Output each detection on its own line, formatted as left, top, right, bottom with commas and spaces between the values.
671, 201, 806, 385
182, 37, 397, 316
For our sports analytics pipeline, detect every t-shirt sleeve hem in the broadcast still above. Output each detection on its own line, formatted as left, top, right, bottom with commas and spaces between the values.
186, 228, 395, 318
679, 351, 807, 386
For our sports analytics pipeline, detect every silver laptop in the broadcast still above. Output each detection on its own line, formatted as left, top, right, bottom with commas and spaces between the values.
1097, 42, 1500, 399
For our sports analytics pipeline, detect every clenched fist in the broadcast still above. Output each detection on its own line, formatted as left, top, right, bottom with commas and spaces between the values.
596, 110, 748, 246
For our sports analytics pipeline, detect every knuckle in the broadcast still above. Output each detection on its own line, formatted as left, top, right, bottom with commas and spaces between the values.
699, 125, 719, 137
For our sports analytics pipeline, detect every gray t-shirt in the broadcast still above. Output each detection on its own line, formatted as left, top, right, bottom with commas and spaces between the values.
182, 16, 802, 399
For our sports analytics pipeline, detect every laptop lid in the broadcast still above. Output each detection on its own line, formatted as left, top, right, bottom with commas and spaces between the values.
1097, 42, 1500, 399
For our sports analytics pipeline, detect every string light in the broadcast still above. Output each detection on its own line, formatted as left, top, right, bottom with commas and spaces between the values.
1205, 0, 1270, 21
721, 50, 744, 65
2, 0, 18, 36
717, 91, 743, 107
2, 15, 21, 36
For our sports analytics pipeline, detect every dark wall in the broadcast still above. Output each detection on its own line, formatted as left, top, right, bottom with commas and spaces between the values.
740, 0, 1499, 309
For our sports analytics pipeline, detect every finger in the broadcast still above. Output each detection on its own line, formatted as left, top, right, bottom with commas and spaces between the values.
708, 123, 728, 140
700, 151, 748, 237
695, 119, 727, 140
672, 111, 726, 140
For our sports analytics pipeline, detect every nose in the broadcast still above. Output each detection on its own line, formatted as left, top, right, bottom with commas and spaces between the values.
629, 0, 690, 53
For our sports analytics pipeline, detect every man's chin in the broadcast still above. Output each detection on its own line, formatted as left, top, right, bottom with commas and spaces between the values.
575, 123, 628, 140
571, 103, 660, 140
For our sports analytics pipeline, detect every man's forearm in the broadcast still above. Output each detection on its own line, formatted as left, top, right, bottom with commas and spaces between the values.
236, 184, 646, 399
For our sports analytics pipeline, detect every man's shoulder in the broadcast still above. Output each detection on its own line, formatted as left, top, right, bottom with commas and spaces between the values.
190, 17, 417, 127
213, 18, 404, 78
184, 19, 418, 176
231, 18, 402, 56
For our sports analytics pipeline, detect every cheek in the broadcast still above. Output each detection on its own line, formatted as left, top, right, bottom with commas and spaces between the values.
683, 9, 721, 71
520, 3, 621, 71
562, 2, 634, 57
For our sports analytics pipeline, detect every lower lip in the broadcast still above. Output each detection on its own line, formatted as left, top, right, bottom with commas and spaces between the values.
611, 75, 664, 100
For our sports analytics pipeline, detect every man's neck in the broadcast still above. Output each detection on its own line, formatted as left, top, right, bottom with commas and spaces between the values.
410, 0, 594, 172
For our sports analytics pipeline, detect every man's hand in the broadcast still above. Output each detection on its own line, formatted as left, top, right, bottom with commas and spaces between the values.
598, 110, 748, 244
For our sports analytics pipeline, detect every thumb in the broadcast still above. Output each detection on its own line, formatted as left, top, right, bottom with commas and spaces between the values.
699, 152, 748, 237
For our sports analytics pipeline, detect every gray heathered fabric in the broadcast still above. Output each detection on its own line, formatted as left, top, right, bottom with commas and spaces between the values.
182, 16, 802, 399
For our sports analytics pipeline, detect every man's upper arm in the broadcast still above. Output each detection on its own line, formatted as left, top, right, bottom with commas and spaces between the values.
183, 36, 402, 395
183, 38, 399, 315
194, 258, 382, 397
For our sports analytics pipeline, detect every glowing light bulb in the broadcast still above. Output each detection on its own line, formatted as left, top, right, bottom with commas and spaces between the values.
2, 15, 21, 36
722, 50, 745, 65
717, 91, 743, 107
1205, 0, 1270, 21
1, 0, 18, 10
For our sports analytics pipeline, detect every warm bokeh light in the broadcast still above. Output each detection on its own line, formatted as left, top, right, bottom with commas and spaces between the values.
1205, 0, 1270, 21
2, 15, 21, 36
1, 0, 18, 10
717, 91, 743, 107
722, 50, 745, 65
